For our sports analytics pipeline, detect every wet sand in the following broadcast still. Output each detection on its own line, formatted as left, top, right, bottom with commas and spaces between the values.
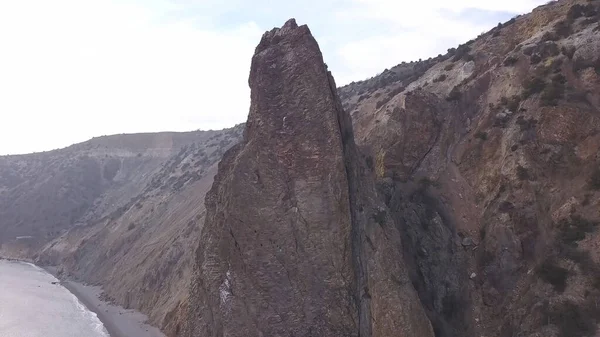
43, 266, 166, 337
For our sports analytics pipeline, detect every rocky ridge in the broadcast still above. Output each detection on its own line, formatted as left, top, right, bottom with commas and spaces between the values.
184, 19, 433, 337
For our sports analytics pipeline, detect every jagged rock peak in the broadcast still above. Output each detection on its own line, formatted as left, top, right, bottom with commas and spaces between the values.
184, 19, 434, 337
254, 18, 308, 53
246, 18, 337, 144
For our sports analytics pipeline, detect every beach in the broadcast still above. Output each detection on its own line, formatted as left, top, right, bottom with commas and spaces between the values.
42, 265, 167, 337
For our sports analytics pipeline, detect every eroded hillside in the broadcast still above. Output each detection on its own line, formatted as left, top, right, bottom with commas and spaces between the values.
0, 131, 219, 255
340, 0, 600, 335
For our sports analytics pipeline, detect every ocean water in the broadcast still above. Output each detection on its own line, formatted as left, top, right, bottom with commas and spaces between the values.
0, 260, 109, 337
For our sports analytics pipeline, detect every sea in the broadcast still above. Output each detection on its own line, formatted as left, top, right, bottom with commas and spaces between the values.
0, 260, 109, 337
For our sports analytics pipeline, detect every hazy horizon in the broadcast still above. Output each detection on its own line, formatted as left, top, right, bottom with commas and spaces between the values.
0, 0, 548, 155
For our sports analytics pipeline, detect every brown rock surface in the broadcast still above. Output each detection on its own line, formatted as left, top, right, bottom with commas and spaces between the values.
184, 19, 433, 337
2, 1, 600, 337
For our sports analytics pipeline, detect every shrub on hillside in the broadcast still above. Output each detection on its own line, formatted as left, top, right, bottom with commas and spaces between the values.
452, 44, 472, 62
500, 95, 522, 112
446, 86, 461, 101
503, 56, 519, 66
517, 165, 530, 181
530, 53, 543, 65
554, 20, 572, 38
543, 300, 598, 337
588, 167, 600, 190
474, 131, 488, 141
433, 74, 447, 82
536, 258, 569, 292
523, 77, 546, 98
558, 215, 597, 247
561, 45, 576, 59
541, 74, 566, 106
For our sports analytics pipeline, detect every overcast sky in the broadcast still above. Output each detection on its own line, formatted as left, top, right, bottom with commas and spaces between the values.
0, 0, 548, 155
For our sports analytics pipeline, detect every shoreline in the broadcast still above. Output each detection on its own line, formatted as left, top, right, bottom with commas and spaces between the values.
1, 258, 166, 337
41, 264, 167, 337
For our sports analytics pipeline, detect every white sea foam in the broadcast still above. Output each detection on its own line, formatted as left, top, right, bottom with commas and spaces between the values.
69, 292, 110, 337
0, 260, 110, 337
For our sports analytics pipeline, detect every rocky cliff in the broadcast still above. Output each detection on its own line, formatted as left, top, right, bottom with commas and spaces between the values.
184, 19, 433, 337
340, 1, 600, 336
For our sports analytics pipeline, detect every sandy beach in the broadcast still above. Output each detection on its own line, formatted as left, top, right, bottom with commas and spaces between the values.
43, 266, 166, 337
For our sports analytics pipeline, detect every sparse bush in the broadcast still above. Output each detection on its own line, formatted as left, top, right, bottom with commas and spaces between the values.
536, 258, 569, 292
517, 165, 530, 181
463, 54, 475, 62
530, 53, 542, 64
375, 100, 385, 109
503, 56, 518, 66
523, 77, 546, 98
516, 116, 538, 131
568, 4, 585, 21
558, 215, 597, 247
444, 64, 454, 71
433, 74, 447, 82
446, 86, 461, 101
500, 95, 521, 112
541, 75, 566, 106
475, 131, 488, 140
588, 167, 600, 190
554, 20, 572, 38
388, 86, 405, 97
366, 156, 374, 170
561, 45, 576, 59
498, 201, 514, 212
128, 222, 136, 230
582, 193, 593, 206
543, 300, 598, 337
541, 31, 559, 42
562, 246, 597, 273
372, 208, 386, 226
452, 44, 472, 62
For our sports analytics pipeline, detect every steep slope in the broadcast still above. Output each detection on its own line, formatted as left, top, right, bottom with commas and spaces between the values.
0, 131, 219, 256
338, 0, 600, 336
35, 125, 243, 336
184, 19, 433, 337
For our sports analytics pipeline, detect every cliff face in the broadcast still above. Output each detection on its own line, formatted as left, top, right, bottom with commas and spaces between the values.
184, 19, 433, 337
340, 1, 600, 336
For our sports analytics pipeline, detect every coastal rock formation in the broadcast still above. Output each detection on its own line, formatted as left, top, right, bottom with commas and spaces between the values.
2, 1, 600, 337
184, 19, 433, 337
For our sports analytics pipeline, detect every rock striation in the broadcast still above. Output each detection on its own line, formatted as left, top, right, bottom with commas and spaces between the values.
184, 19, 434, 337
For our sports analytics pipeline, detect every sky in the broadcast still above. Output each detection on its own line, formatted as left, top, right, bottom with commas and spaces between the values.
0, 0, 549, 155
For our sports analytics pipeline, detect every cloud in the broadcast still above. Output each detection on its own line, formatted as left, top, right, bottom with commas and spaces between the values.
332, 0, 549, 83
0, 0, 262, 154
0, 0, 550, 154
